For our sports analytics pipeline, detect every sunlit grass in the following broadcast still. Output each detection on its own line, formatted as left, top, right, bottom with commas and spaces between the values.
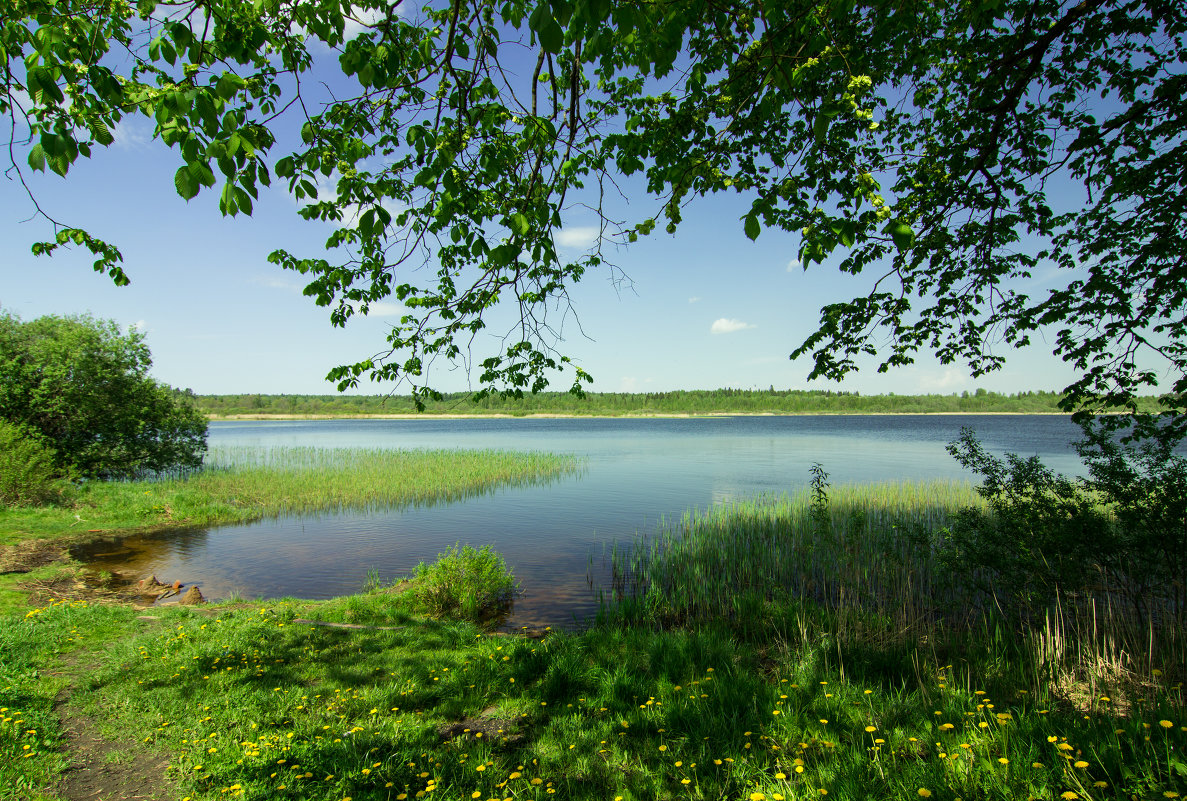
0, 447, 581, 544
2, 477, 1184, 801
3, 591, 1183, 801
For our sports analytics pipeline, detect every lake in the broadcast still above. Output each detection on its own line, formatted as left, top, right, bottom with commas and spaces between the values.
77, 415, 1087, 627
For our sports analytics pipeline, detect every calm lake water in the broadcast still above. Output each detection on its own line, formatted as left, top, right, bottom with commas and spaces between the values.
78, 415, 1086, 627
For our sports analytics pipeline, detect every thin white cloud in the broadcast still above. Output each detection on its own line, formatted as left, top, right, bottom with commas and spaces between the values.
786, 258, 801, 271
342, 5, 402, 40
113, 118, 152, 150
710, 318, 755, 335
555, 226, 600, 249
252, 275, 305, 293
688, 296, 700, 304
360, 301, 404, 317
916, 367, 968, 391
619, 376, 639, 392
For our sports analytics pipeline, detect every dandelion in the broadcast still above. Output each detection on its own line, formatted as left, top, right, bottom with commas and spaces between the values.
1073, 761, 1088, 769
1060, 793, 1079, 800
865, 726, 876, 733
918, 791, 932, 798
750, 793, 765, 801
1159, 720, 1174, 728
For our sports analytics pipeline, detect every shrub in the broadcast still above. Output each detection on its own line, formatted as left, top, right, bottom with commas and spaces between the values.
942, 428, 1115, 618
409, 544, 518, 623
0, 311, 207, 479
0, 421, 72, 507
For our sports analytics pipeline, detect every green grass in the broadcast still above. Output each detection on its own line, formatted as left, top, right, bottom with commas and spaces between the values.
0, 446, 581, 546
1, 479, 1184, 801
4, 588, 1183, 801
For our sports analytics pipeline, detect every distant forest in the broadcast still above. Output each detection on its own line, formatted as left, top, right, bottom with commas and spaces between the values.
194, 388, 1166, 417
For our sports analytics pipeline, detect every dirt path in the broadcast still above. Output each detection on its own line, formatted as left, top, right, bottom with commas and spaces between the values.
50, 622, 180, 801
53, 701, 176, 801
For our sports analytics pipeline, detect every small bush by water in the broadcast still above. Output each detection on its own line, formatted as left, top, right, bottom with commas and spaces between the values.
410, 543, 519, 623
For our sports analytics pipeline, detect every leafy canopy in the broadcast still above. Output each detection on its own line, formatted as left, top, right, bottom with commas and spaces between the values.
4, 0, 1185, 424
0, 312, 208, 479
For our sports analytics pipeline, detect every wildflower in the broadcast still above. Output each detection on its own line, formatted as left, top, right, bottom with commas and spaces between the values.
1159, 720, 1174, 729
1060, 793, 1079, 800
918, 791, 932, 798
1073, 761, 1088, 769
865, 726, 876, 733
998, 758, 1009, 764
750, 793, 766, 801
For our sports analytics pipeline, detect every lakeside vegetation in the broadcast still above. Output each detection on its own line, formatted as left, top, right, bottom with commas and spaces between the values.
0, 447, 581, 548
2, 479, 1183, 801
193, 388, 1167, 418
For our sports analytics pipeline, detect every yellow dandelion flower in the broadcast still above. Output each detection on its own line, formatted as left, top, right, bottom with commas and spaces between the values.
999, 757, 1009, 764
1159, 720, 1174, 728
776, 772, 786, 779
918, 790, 932, 798
1060, 793, 1079, 800
865, 726, 876, 733
658, 745, 667, 752
750, 793, 765, 801
1073, 760, 1088, 769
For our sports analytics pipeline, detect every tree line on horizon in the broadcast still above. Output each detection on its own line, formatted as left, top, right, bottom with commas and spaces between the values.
194, 388, 1164, 417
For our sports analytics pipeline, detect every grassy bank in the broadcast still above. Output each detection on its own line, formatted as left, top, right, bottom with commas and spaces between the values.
0, 446, 581, 546
2, 483, 1183, 801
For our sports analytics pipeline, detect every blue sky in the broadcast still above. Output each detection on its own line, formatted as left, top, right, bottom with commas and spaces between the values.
1, 30, 1085, 398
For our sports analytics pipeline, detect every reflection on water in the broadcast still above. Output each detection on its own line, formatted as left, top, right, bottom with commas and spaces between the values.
74, 415, 1088, 627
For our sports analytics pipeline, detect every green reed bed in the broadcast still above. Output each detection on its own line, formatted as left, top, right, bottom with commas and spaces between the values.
0, 447, 580, 544
606, 482, 983, 637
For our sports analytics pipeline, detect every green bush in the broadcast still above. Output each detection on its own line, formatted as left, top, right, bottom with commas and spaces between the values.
0, 420, 72, 507
943, 423, 1187, 628
409, 543, 518, 623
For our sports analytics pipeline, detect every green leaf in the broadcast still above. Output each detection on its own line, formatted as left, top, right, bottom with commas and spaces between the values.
888, 220, 915, 252
509, 212, 531, 237
27, 143, 45, 172
744, 213, 761, 241
174, 166, 198, 200
812, 112, 829, 145
529, 3, 564, 53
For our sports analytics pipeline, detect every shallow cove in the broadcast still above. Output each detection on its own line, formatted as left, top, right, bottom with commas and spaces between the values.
74, 414, 1086, 627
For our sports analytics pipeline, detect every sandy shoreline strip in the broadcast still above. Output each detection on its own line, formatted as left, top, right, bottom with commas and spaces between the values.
206, 411, 1072, 421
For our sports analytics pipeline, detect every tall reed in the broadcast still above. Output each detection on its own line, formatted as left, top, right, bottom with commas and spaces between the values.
604, 481, 1184, 684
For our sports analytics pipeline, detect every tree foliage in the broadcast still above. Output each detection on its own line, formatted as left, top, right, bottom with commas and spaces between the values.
0, 312, 208, 479
4, 0, 1185, 423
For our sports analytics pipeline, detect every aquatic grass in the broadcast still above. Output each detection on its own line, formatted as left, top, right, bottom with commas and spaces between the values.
0, 447, 581, 544
605, 481, 1186, 684
604, 481, 981, 638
